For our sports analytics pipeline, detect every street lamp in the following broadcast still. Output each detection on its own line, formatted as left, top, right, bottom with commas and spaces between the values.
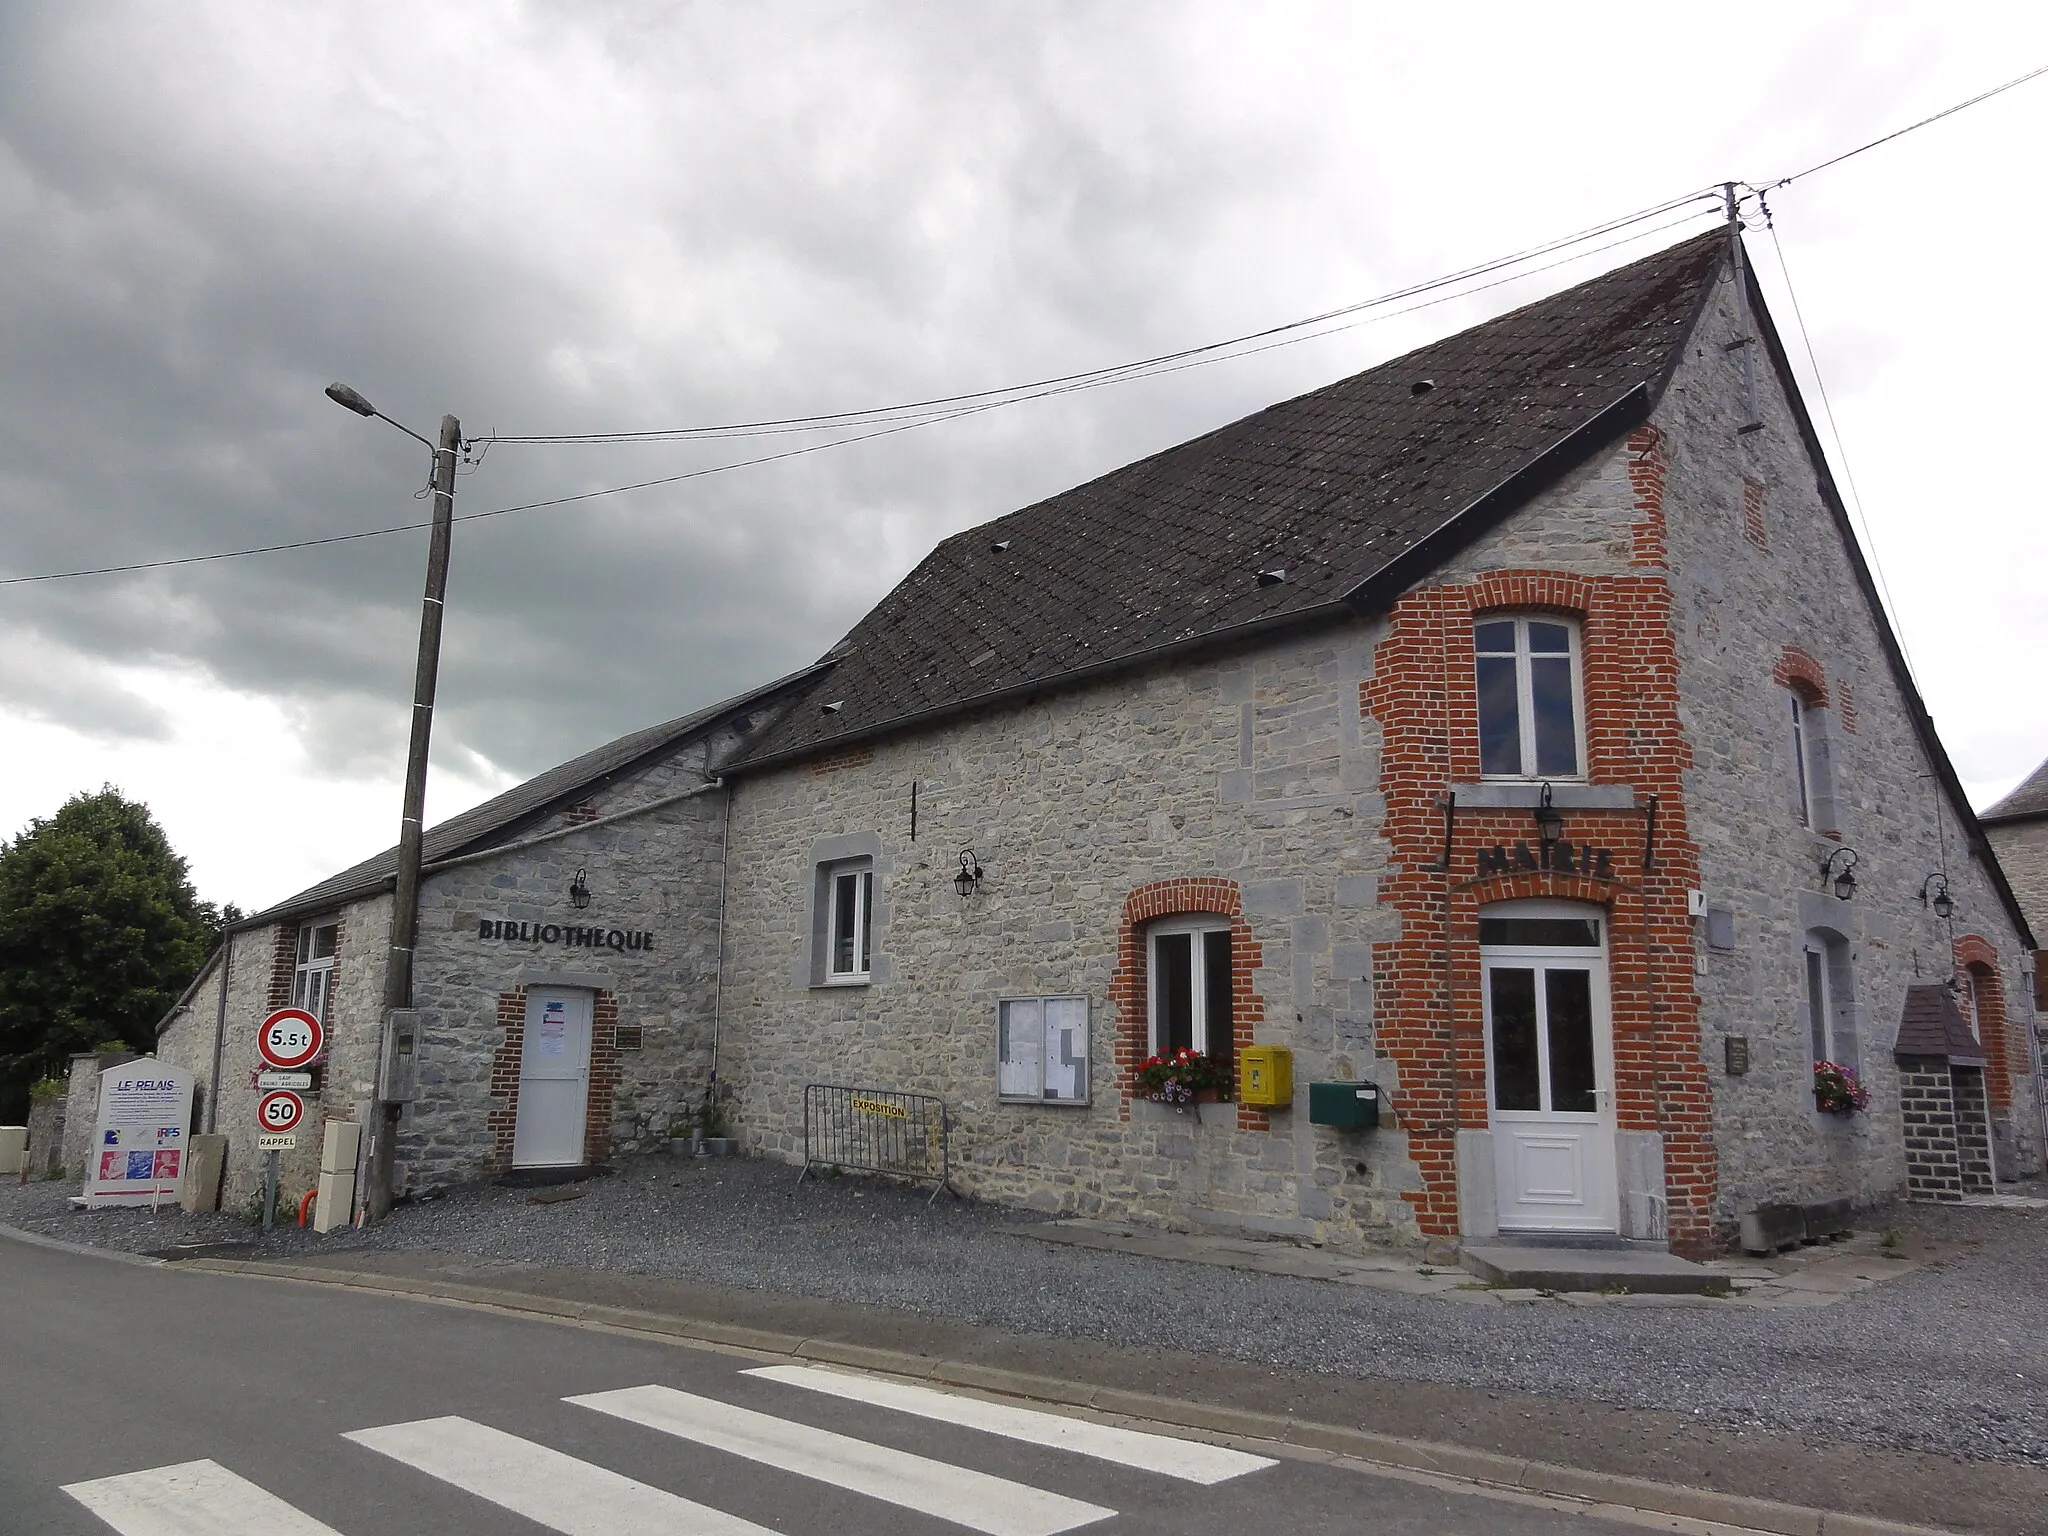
327, 382, 461, 1223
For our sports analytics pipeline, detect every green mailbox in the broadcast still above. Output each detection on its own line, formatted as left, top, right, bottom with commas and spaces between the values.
1308, 1080, 1380, 1130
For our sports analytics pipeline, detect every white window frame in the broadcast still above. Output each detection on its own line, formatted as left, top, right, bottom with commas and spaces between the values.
996, 996, 1091, 1105
823, 863, 873, 984
1147, 916, 1233, 1058
291, 920, 339, 1022
1804, 939, 1833, 1062
1791, 692, 1816, 827
1474, 614, 1587, 781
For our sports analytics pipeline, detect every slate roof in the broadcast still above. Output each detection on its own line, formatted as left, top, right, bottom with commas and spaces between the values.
1893, 983, 1987, 1063
1982, 755, 2048, 824
239, 666, 822, 930
731, 227, 1731, 771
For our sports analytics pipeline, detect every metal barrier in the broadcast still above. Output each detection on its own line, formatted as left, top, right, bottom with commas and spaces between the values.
799, 1083, 950, 1203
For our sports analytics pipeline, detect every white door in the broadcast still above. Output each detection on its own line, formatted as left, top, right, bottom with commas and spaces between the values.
512, 988, 592, 1168
1481, 903, 1618, 1233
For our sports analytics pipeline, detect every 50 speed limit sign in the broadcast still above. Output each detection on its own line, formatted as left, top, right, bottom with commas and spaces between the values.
258, 1007, 324, 1070
257, 1090, 304, 1134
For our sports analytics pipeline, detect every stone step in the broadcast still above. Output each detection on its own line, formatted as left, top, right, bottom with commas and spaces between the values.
1459, 1243, 1721, 1295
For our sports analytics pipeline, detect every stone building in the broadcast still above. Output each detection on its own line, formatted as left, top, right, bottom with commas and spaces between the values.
156, 674, 809, 1208
162, 227, 2040, 1249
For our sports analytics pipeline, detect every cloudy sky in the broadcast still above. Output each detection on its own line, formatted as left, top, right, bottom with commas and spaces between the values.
3, 3, 2044, 912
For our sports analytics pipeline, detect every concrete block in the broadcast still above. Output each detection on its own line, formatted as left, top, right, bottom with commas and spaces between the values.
1801, 1195, 1853, 1240
313, 1169, 356, 1233
320, 1119, 362, 1176
1740, 1202, 1803, 1254
1455, 1130, 1498, 1238
1617, 1130, 1667, 1242
180, 1134, 227, 1213
0, 1126, 25, 1176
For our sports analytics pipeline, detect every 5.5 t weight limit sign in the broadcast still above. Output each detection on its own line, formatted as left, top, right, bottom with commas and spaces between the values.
257, 1090, 304, 1135
258, 1008, 324, 1070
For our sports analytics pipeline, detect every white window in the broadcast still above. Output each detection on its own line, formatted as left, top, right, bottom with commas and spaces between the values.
1790, 693, 1815, 826
1961, 968, 1986, 1045
997, 996, 1090, 1104
291, 921, 339, 1022
1148, 918, 1234, 1060
1475, 616, 1584, 779
825, 865, 872, 982
1803, 929, 1856, 1068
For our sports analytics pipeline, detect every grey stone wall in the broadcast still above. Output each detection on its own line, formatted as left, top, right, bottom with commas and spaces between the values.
1985, 817, 2048, 942
1655, 261, 2044, 1212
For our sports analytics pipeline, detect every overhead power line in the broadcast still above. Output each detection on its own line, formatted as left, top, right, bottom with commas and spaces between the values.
6, 58, 2043, 589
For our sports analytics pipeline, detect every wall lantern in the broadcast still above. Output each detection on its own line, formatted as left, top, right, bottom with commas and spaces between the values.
1532, 781, 1565, 850
568, 868, 592, 909
953, 849, 984, 898
1819, 847, 1859, 901
1918, 872, 1955, 922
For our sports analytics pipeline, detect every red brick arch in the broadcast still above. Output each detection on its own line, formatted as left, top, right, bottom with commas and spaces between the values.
1111, 878, 1267, 1130
1772, 646, 1829, 706
1470, 569, 1596, 618
1953, 934, 2016, 1111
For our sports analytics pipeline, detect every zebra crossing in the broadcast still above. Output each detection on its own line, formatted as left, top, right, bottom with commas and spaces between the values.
61, 1365, 1277, 1535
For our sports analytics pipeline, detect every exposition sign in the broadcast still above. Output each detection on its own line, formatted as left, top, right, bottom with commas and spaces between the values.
258, 1008, 325, 1070
81, 1058, 193, 1208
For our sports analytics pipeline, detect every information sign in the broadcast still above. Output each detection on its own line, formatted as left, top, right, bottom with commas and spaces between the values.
81, 1058, 193, 1208
256, 1071, 313, 1091
257, 1090, 305, 1135
257, 1133, 298, 1152
258, 1008, 325, 1070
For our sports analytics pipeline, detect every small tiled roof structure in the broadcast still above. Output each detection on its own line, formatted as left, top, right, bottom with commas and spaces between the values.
730, 228, 1731, 771
1893, 983, 1987, 1064
237, 666, 822, 930
1981, 755, 2048, 825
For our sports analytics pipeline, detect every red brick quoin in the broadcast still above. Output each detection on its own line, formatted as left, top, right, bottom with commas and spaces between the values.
1361, 565, 1715, 1256
488, 986, 622, 1170
1110, 878, 1268, 1132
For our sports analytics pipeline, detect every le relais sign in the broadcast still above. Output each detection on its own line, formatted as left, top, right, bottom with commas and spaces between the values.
476, 919, 657, 953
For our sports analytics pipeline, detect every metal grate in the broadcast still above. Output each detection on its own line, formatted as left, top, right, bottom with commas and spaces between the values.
798, 1083, 950, 1204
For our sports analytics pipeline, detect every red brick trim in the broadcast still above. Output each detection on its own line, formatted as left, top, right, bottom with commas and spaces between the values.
1471, 569, 1595, 618
1626, 426, 1668, 567
1362, 567, 1713, 1254
811, 744, 876, 776
1836, 680, 1857, 734
486, 986, 621, 1169
560, 801, 598, 825
1772, 647, 1829, 707
1110, 879, 1268, 1132
1953, 935, 2015, 1112
266, 924, 297, 1011
1742, 478, 1768, 550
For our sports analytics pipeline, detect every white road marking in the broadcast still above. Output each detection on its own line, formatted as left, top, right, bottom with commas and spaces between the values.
569, 1383, 1116, 1536
745, 1364, 1277, 1485
344, 1415, 777, 1536
62, 1459, 344, 1536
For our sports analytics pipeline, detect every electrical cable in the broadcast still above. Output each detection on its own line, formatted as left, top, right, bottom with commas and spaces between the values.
1756, 61, 2048, 193
1760, 217, 1915, 678
0, 202, 1720, 587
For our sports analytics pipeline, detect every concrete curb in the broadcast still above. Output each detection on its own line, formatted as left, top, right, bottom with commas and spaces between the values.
0, 1221, 165, 1267
171, 1255, 1960, 1536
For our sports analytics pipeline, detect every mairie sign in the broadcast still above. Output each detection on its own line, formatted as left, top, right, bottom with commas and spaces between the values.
1476, 840, 1616, 880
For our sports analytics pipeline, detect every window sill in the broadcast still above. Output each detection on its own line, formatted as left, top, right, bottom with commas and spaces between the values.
813, 975, 871, 990
1456, 782, 1634, 810
998, 1095, 1093, 1108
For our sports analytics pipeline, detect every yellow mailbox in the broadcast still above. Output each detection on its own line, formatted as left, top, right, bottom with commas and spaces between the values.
1240, 1044, 1294, 1107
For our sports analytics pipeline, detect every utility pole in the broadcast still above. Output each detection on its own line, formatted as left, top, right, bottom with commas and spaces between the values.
363, 410, 461, 1222
326, 383, 461, 1225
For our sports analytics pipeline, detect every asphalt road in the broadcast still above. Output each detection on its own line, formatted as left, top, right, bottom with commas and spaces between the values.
1, 1232, 1691, 1536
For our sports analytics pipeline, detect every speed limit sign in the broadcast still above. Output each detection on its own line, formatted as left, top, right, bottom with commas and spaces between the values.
258, 1008, 324, 1070
257, 1090, 304, 1134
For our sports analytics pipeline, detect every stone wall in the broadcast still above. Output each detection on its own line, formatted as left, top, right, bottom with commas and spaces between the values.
1655, 258, 2043, 1217
719, 617, 1418, 1248
1985, 816, 2048, 942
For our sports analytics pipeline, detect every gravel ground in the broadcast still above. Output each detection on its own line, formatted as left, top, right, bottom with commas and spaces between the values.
7, 1158, 2045, 1469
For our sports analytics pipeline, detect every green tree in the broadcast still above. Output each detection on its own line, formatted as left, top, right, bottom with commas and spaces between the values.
0, 787, 236, 1121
